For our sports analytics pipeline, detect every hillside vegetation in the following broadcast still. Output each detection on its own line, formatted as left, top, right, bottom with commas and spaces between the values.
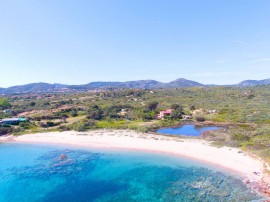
1, 85, 270, 164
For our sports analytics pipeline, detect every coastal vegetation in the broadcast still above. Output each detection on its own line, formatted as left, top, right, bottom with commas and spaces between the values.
0, 85, 270, 164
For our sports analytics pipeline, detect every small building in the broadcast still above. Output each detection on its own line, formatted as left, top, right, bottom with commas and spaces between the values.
157, 109, 174, 119
1, 117, 29, 125
192, 108, 205, 116
207, 109, 218, 114
118, 109, 127, 116
2, 109, 11, 113
182, 115, 192, 120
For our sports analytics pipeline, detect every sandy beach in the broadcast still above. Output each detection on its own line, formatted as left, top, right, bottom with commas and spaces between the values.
1, 129, 270, 196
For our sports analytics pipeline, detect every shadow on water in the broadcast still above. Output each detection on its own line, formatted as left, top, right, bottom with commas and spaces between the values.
42, 178, 127, 202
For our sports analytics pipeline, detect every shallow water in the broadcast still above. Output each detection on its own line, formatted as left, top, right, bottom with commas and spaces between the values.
156, 124, 221, 136
0, 143, 263, 202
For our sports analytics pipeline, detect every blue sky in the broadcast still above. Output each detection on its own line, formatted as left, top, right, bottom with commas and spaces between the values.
1, 0, 270, 87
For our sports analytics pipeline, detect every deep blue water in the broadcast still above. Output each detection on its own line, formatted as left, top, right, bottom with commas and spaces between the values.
0, 143, 264, 202
156, 124, 221, 136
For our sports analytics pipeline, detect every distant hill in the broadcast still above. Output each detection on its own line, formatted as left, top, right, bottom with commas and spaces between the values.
67, 80, 161, 90
166, 78, 204, 88
0, 79, 203, 94
77, 80, 164, 89
63, 79, 200, 91
237, 79, 270, 87
1, 78, 269, 94
0, 83, 69, 94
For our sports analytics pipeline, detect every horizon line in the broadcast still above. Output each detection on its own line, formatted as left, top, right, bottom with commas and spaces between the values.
1, 77, 270, 89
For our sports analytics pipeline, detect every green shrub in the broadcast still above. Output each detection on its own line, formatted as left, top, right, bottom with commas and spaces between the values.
72, 122, 87, 132
0, 127, 12, 135
231, 133, 250, 141
195, 116, 205, 122
19, 122, 31, 129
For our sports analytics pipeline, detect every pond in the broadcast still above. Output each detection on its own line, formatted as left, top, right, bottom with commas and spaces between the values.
156, 124, 222, 136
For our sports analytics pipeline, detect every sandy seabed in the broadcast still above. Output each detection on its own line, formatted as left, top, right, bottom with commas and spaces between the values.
1, 129, 270, 197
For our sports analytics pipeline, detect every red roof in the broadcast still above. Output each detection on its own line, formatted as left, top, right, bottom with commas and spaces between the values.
160, 109, 173, 114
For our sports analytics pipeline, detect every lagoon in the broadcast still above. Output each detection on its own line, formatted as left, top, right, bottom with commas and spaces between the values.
156, 124, 222, 136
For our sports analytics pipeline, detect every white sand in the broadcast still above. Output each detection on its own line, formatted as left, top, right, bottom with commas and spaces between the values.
1, 129, 269, 192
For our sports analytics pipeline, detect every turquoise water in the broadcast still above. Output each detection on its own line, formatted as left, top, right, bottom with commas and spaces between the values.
156, 124, 221, 136
0, 143, 263, 202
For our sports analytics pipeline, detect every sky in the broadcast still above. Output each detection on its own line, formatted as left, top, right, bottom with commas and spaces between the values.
0, 0, 270, 87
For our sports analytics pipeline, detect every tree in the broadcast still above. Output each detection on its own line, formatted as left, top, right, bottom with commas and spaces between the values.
19, 122, 31, 129
30, 102, 36, 107
72, 121, 87, 132
70, 109, 78, 117
169, 104, 184, 119
87, 105, 103, 120
170, 109, 183, 119
0, 98, 11, 109
146, 101, 158, 111
195, 116, 205, 122
46, 121, 55, 127
141, 111, 155, 121
126, 110, 135, 120
0, 126, 12, 136
171, 104, 183, 111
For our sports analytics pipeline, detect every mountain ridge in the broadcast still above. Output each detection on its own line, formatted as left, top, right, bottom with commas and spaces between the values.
0, 78, 269, 94
237, 79, 270, 87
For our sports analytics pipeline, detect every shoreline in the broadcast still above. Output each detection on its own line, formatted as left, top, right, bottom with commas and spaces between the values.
1, 129, 270, 197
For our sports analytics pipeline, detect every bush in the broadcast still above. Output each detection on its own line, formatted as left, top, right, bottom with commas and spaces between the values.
70, 110, 78, 117
87, 105, 103, 120
146, 101, 158, 111
30, 102, 36, 107
141, 111, 155, 121
170, 109, 183, 119
44, 121, 61, 128
19, 122, 31, 129
0, 127, 12, 136
58, 125, 70, 131
231, 133, 250, 142
195, 116, 206, 122
171, 104, 183, 111
46, 121, 55, 127
72, 122, 88, 132
0, 97, 11, 109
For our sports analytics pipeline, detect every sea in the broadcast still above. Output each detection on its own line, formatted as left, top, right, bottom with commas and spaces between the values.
0, 143, 265, 202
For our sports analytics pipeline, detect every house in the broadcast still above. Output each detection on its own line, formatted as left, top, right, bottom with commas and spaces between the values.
2, 109, 11, 113
207, 109, 218, 114
182, 115, 192, 120
192, 108, 205, 116
157, 109, 174, 119
0, 117, 29, 125
118, 109, 127, 116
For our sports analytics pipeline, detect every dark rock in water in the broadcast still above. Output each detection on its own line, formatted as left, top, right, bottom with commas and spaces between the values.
210, 189, 229, 197
190, 181, 204, 189
8, 149, 103, 179
59, 154, 67, 159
